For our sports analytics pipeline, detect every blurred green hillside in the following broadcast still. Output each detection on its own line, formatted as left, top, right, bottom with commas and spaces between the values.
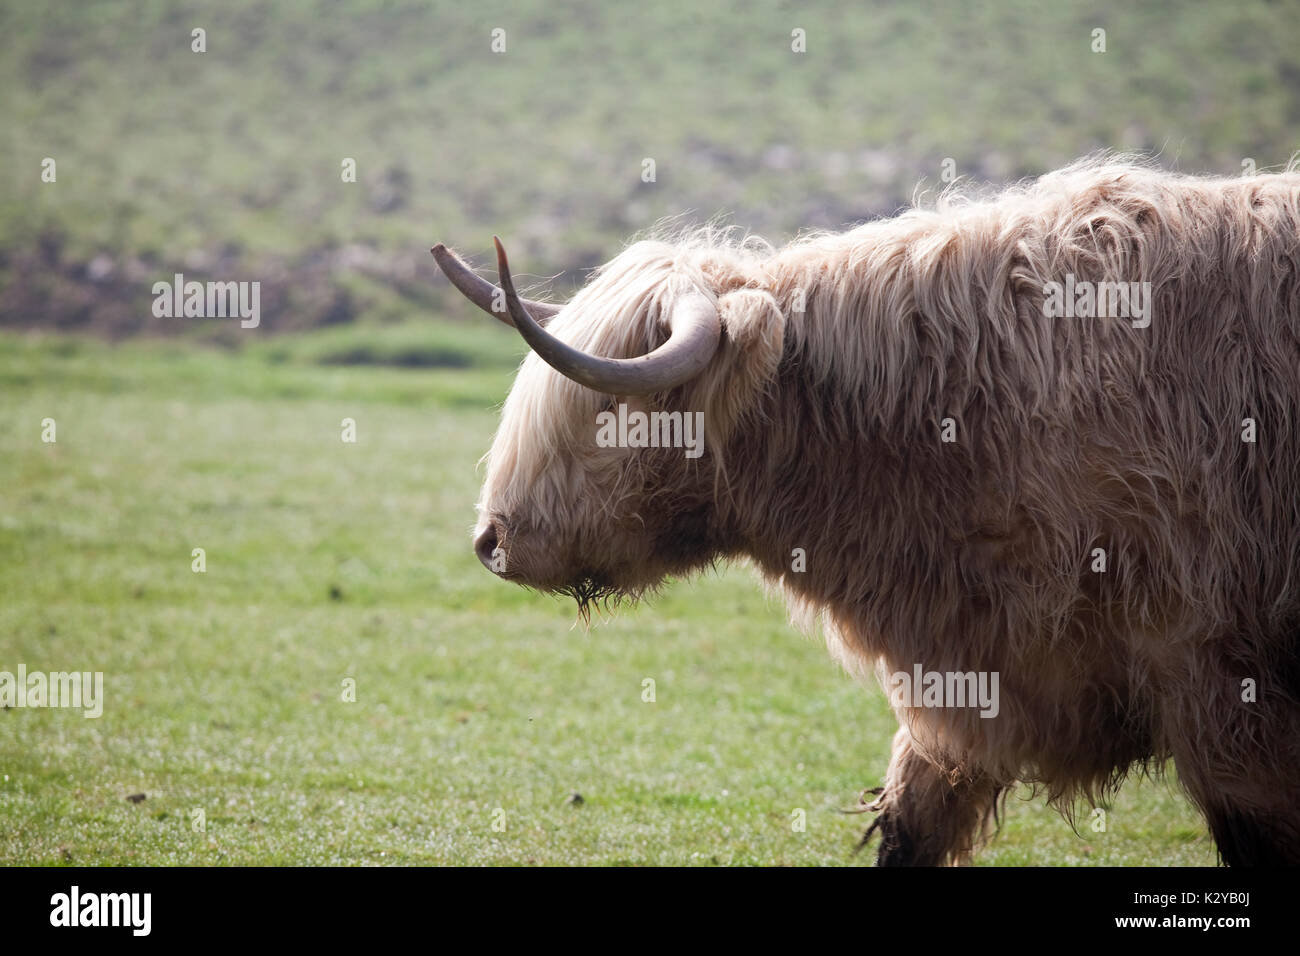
3, 0, 1299, 337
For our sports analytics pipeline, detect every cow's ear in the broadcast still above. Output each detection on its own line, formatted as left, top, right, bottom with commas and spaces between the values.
681, 287, 784, 437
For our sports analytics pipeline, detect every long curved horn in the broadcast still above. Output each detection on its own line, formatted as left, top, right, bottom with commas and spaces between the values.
494, 236, 720, 395
430, 243, 561, 326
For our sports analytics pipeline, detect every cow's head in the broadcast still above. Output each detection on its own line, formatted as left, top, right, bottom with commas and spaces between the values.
432, 237, 784, 614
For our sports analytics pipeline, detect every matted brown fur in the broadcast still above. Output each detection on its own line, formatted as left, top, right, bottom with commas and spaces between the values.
473, 156, 1300, 865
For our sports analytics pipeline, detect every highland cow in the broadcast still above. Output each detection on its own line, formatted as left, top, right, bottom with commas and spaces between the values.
433, 157, 1300, 865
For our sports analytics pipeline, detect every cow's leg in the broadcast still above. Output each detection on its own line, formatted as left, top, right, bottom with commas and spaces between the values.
1170, 739, 1300, 865
1198, 805, 1300, 866
1175, 749, 1300, 865
863, 726, 1005, 866
1163, 652, 1300, 866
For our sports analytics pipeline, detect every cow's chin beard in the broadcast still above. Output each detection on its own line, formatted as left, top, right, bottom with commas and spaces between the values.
521, 542, 714, 624
501, 534, 677, 623
528, 564, 666, 624
552, 574, 642, 624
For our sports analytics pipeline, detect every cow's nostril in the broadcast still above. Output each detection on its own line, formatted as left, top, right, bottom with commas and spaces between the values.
474, 524, 500, 571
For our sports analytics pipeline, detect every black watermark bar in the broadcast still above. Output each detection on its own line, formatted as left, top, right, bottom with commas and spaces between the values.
0, 866, 1282, 943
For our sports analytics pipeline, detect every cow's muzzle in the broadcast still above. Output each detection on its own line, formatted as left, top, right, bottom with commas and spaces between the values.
474, 522, 501, 572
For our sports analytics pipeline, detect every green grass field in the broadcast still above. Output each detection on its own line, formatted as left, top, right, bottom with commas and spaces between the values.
0, 330, 1218, 865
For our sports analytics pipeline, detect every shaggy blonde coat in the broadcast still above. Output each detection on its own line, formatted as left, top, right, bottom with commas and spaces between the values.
477, 157, 1300, 864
